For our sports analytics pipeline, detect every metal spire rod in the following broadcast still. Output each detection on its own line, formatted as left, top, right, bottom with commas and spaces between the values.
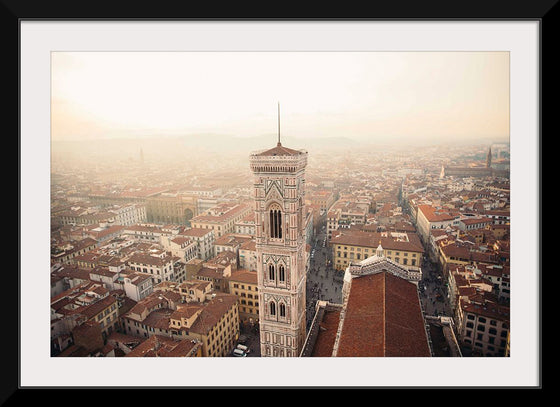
277, 102, 281, 145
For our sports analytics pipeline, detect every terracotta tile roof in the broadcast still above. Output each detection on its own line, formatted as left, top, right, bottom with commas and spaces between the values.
418, 204, 458, 222
330, 230, 424, 253
228, 269, 258, 284
125, 335, 200, 357
310, 304, 342, 357
336, 272, 430, 357
77, 295, 118, 320
188, 293, 238, 335
255, 142, 303, 156
127, 253, 176, 267
239, 239, 257, 251
181, 228, 213, 237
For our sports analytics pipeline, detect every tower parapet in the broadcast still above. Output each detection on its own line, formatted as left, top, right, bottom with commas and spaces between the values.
249, 143, 307, 173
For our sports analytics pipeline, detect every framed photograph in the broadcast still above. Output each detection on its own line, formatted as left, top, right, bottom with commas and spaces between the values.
15, 4, 549, 393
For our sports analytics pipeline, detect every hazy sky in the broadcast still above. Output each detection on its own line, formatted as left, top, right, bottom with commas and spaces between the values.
51, 51, 509, 143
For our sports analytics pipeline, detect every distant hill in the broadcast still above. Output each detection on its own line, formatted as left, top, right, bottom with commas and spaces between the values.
177, 133, 363, 152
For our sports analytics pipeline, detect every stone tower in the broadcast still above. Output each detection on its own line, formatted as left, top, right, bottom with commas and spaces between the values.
249, 114, 308, 357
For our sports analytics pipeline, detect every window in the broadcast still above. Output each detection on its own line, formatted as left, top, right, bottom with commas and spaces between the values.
279, 264, 285, 282
279, 303, 286, 317
269, 204, 283, 239
268, 264, 275, 280
270, 301, 276, 316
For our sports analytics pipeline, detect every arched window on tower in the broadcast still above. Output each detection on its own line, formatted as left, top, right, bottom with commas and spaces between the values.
270, 301, 276, 316
268, 263, 275, 281
278, 264, 285, 282
279, 303, 286, 317
269, 203, 283, 239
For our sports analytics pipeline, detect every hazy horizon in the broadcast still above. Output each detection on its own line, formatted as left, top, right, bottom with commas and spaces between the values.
51, 51, 510, 145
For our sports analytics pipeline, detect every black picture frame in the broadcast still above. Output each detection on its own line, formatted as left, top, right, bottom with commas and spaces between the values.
11, 0, 552, 399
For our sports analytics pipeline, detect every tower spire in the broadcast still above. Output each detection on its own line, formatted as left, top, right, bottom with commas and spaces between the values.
277, 102, 281, 146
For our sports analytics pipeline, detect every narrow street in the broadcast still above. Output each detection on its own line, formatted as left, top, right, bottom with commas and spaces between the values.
305, 226, 343, 330
419, 256, 452, 317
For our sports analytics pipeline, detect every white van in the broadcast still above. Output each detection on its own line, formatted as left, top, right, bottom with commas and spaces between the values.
232, 348, 246, 357
236, 344, 248, 352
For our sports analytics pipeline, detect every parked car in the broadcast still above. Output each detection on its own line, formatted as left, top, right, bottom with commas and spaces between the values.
232, 349, 246, 357
236, 344, 249, 353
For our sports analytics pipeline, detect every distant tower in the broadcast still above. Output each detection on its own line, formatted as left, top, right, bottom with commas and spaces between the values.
486, 146, 492, 168
249, 104, 308, 357
140, 148, 145, 164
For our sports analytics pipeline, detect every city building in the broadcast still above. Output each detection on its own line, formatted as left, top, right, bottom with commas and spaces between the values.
145, 193, 198, 225
51, 282, 120, 354
330, 229, 424, 272
51, 237, 98, 266
160, 235, 198, 264
234, 212, 256, 236
213, 233, 253, 258
124, 334, 203, 357
305, 189, 335, 213
190, 202, 252, 238
228, 269, 259, 325
415, 204, 461, 248
250, 136, 308, 357
455, 292, 510, 357
179, 227, 215, 261
121, 290, 240, 357
238, 239, 258, 271
127, 252, 182, 285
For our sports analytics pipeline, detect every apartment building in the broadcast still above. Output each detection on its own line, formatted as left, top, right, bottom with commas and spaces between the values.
456, 296, 510, 357
51, 282, 120, 353
234, 212, 256, 236
330, 229, 424, 271
228, 269, 259, 324
238, 239, 257, 271
127, 252, 182, 285
122, 291, 240, 357
160, 235, 198, 263
415, 204, 461, 246
51, 238, 98, 266
213, 233, 253, 258
190, 202, 252, 238
180, 227, 215, 261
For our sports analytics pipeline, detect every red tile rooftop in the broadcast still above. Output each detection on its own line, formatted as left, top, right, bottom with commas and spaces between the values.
310, 305, 342, 357
181, 228, 214, 237
418, 204, 458, 222
336, 272, 430, 357
228, 269, 258, 284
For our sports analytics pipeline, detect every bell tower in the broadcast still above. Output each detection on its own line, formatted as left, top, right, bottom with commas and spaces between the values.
249, 105, 308, 357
